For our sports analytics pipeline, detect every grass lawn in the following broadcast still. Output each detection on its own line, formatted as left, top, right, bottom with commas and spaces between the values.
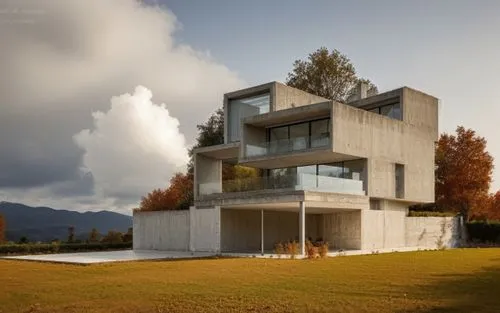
0, 249, 499, 313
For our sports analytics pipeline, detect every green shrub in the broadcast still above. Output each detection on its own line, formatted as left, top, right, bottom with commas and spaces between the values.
408, 211, 456, 217
0, 242, 132, 255
466, 221, 500, 244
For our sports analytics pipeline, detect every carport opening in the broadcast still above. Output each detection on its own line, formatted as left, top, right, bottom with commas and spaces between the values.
220, 208, 361, 254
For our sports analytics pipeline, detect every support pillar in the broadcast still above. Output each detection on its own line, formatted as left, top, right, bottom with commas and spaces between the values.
189, 206, 195, 252
261, 209, 264, 255
299, 201, 306, 257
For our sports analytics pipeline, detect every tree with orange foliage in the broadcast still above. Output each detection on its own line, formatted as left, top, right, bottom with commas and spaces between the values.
0, 214, 5, 243
167, 173, 193, 210
486, 191, 500, 220
138, 173, 193, 211
435, 126, 494, 221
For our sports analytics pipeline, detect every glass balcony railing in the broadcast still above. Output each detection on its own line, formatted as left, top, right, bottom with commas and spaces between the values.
198, 173, 365, 196
245, 134, 330, 158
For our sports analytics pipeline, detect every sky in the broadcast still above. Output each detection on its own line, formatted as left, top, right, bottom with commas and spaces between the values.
1, 0, 499, 214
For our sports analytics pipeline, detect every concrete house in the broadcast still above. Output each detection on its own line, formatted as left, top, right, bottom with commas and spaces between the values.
134, 81, 458, 256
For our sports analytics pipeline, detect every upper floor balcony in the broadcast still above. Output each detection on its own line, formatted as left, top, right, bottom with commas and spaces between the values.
198, 173, 364, 198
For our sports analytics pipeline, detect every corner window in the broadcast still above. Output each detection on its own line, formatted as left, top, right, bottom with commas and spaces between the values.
228, 93, 270, 142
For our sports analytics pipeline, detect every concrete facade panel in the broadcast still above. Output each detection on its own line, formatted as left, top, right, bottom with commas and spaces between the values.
323, 211, 362, 250
332, 102, 435, 202
273, 82, 328, 112
405, 216, 460, 248
191, 207, 221, 252
133, 210, 189, 251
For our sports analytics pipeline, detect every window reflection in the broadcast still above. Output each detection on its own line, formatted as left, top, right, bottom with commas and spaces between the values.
228, 93, 270, 142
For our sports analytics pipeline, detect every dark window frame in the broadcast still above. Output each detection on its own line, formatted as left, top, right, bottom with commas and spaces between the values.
366, 102, 401, 120
266, 117, 331, 149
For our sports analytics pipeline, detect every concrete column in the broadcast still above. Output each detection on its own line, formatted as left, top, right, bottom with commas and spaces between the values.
261, 209, 264, 255
189, 206, 195, 252
299, 201, 306, 256
215, 206, 221, 254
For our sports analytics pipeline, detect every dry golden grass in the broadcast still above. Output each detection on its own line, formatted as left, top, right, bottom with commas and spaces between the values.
0, 249, 499, 313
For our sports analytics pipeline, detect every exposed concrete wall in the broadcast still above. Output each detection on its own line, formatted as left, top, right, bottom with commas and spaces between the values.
133, 211, 189, 251
332, 102, 435, 202
361, 209, 407, 250
402, 88, 439, 141
361, 208, 460, 251
191, 206, 221, 252
241, 124, 267, 158
264, 211, 300, 250
323, 211, 361, 250
405, 217, 459, 248
194, 154, 222, 199
221, 209, 260, 252
273, 82, 328, 112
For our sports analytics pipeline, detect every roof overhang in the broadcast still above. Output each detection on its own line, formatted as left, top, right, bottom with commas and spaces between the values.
193, 142, 239, 160
243, 101, 332, 128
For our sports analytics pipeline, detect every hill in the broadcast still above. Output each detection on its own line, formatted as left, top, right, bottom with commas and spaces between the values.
0, 202, 132, 242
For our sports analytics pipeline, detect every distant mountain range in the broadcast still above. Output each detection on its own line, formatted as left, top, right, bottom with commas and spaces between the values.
0, 202, 132, 242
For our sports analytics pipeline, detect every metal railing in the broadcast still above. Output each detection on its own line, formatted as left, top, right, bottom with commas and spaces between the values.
245, 133, 330, 158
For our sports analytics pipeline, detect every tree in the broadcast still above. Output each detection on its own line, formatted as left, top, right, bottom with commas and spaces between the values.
487, 191, 500, 220
286, 47, 377, 102
67, 226, 75, 243
167, 173, 193, 210
435, 126, 494, 221
0, 214, 5, 243
187, 108, 224, 174
138, 173, 193, 211
101, 230, 123, 244
122, 227, 133, 242
139, 188, 174, 211
18, 236, 28, 244
89, 228, 100, 243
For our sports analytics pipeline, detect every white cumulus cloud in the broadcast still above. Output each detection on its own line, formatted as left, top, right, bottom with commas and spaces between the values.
0, 0, 246, 213
74, 86, 188, 201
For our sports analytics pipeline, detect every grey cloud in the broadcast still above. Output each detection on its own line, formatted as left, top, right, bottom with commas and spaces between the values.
0, 0, 244, 212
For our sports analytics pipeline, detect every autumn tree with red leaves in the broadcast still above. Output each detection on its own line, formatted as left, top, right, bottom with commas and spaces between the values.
484, 191, 500, 220
435, 126, 494, 221
138, 173, 193, 211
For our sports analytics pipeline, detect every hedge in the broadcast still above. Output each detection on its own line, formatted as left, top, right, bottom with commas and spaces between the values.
0, 242, 132, 255
466, 221, 500, 244
408, 211, 456, 217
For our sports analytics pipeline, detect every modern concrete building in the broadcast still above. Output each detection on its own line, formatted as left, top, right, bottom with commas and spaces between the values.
187, 81, 440, 256
134, 81, 456, 257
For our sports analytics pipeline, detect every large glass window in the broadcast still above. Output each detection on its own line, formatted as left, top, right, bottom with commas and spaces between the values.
269, 126, 288, 154
266, 118, 330, 154
310, 119, 330, 148
318, 163, 343, 178
228, 93, 270, 142
343, 159, 365, 181
289, 123, 309, 151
